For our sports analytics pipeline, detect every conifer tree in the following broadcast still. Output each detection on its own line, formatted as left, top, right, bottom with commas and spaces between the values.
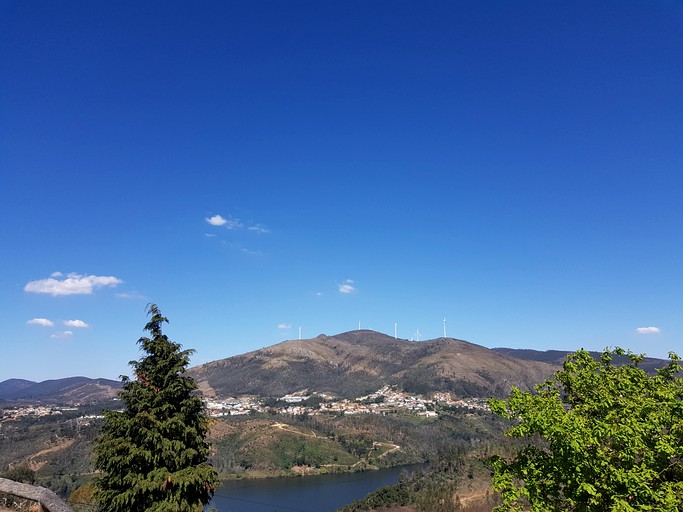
94, 304, 219, 512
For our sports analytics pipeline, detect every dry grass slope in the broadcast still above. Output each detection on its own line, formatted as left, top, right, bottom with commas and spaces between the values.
189, 330, 557, 399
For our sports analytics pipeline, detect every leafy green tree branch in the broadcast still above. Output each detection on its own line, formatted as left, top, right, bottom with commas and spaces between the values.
489, 348, 683, 511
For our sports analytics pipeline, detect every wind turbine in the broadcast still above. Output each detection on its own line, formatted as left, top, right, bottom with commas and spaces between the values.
411, 328, 421, 342
394, 322, 397, 339
443, 318, 447, 338
298, 326, 302, 340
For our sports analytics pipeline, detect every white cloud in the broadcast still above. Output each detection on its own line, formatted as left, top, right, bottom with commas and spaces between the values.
51, 271, 64, 278
24, 273, 123, 296
50, 331, 73, 339
635, 326, 661, 334
206, 214, 228, 226
339, 284, 356, 294
27, 318, 54, 327
206, 214, 243, 229
64, 319, 89, 328
278, 323, 292, 329
338, 278, 356, 294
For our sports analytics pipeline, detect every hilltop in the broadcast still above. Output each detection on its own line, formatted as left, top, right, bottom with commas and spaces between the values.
189, 330, 557, 399
0, 377, 121, 405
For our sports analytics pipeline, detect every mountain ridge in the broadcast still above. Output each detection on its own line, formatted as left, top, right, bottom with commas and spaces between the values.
4, 332, 671, 404
0, 376, 122, 404
189, 330, 558, 399
492, 347, 670, 374
0, 378, 36, 397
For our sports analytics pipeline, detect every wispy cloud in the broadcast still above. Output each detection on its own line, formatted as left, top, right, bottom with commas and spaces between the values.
206, 213, 269, 234
25, 273, 123, 296
224, 242, 265, 257
240, 247, 264, 256
278, 323, 292, 329
115, 291, 146, 300
27, 318, 54, 327
206, 214, 243, 229
635, 326, 661, 334
50, 331, 73, 339
248, 224, 270, 234
64, 319, 89, 328
338, 279, 356, 294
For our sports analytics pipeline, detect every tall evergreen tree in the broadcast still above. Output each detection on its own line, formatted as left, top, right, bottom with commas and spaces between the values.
94, 305, 219, 512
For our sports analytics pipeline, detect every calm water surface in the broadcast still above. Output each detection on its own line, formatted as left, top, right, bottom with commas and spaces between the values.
207, 464, 427, 512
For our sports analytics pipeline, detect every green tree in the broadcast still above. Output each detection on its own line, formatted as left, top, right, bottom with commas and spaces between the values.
94, 305, 219, 512
489, 348, 683, 511
4, 464, 35, 484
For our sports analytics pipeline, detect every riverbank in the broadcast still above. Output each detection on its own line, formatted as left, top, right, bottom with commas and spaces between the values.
217, 457, 419, 481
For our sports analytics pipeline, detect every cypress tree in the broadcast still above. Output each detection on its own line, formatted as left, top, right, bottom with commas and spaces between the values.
94, 304, 219, 512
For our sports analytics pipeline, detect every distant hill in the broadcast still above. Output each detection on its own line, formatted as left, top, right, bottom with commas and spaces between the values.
0, 378, 36, 397
189, 330, 557, 399
6, 336, 670, 406
492, 347, 670, 374
0, 376, 122, 404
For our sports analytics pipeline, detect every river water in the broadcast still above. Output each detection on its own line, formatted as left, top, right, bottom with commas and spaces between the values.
206, 464, 426, 512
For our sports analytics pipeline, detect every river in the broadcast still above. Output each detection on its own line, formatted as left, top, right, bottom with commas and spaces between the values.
206, 464, 427, 512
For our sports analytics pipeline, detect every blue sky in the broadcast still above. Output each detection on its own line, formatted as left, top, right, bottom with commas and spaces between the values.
1, 1, 681, 381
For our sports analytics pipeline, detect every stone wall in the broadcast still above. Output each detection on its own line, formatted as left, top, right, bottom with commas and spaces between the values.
0, 478, 73, 512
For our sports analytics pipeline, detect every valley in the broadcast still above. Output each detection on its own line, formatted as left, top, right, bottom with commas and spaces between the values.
1, 331, 670, 510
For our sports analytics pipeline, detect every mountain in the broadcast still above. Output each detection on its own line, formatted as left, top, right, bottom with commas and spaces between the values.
0, 378, 36, 397
189, 330, 558, 399
492, 347, 670, 374
0, 376, 122, 404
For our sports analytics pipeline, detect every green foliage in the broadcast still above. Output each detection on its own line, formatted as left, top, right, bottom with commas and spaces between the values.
94, 305, 219, 512
339, 457, 466, 512
209, 418, 359, 474
341, 483, 412, 510
489, 348, 683, 511
4, 464, 35, 484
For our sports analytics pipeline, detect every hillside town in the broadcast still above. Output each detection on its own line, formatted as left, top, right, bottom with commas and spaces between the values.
0, 404, 104, 424
0, 404, 78, 421
204, 386, 489, 418
0, 387, 488, 428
